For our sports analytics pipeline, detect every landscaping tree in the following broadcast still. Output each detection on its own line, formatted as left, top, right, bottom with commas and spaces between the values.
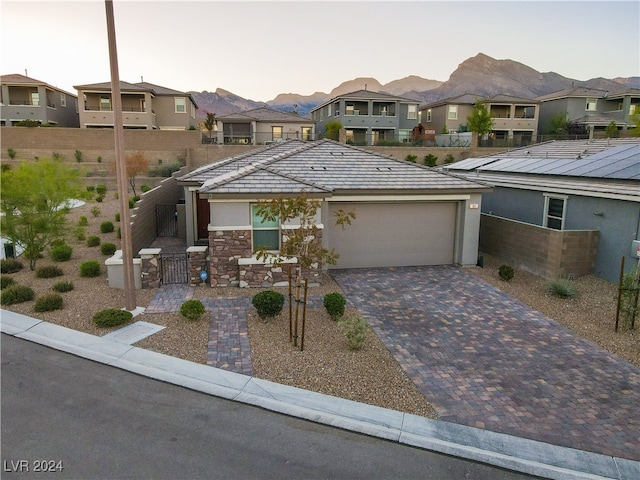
121, 151, 149, 196
466, 100, 493, 147
629, 112, 640, 137
548, 112, 570, 137
605, 120, 619, 138
254, 193, 355, 348
324, 121, 342, 141
204, 112, 216, 142
1, 158, 88, 270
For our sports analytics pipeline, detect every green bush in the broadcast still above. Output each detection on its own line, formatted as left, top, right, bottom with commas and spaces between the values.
93, 308, 132, 328
52, 281, 74, 293
7, 147, 16, 159
100, 243, 117, 256
95, 195, 104, 203
36, 265, 64, 278
498, 264, 515, 282
51, 243, 73, 262
147, 161, 183, 178
90, 206, 101, 217
546, 279, 577, 298
1, 284, 35, 305
74, 227, 86, 241
1, 258, 23, 274
338, 316, 371, 350
74, 149, 83, 162
100, 221, 115, 233
405, 154, 417, 163
117, 227, 121, 239
34, 292, 64, 312
1, 276, 16, 290
444, 154, 455, 164
252, 290, 285, 320
180, 299, 206, 321
78, 215, 89, 226
80, 260, 101, 277
140, 184, 151, 193
114, 212, 120, 222
96, 184, 107, 195
86, 185, 95, 192
424, 154, 438, 167
324, 292, 346, 320
87, 236, 101, 247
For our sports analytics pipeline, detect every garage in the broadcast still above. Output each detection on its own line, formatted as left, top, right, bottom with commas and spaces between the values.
327, 202, 457, 269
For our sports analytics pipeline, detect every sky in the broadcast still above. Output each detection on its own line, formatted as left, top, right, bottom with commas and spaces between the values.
1, 0, 639, 101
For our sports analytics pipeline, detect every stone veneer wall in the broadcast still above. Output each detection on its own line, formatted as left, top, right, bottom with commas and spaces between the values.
479, 214, 599, 279
208, 229, 252, 287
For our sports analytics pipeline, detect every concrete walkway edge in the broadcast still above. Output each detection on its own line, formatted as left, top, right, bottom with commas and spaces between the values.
2, 309, 638, 480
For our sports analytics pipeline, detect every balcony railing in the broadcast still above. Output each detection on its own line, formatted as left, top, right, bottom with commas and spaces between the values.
84, 106, 147, 112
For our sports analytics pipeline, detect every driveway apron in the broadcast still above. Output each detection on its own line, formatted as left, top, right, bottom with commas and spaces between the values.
331, 266, 640, 462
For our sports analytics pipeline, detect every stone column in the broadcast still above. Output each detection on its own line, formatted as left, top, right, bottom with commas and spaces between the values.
187, 245, 209, 286
139, 248, 161, 288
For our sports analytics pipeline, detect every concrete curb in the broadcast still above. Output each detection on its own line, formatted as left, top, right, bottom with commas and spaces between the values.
2, 309, 638, 480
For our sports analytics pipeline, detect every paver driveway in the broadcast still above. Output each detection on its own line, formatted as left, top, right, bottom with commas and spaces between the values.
331, 266, 640, 461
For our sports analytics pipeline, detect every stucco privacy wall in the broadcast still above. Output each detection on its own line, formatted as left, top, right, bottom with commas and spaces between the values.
479, 214, 599, 279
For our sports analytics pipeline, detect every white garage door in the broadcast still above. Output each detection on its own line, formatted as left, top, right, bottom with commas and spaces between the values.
327, 202, 457, 269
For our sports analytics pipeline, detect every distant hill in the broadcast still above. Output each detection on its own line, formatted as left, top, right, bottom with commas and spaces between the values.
191, 53, 640, 118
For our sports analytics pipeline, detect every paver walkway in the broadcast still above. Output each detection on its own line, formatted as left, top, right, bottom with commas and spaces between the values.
331, 266, 640, 462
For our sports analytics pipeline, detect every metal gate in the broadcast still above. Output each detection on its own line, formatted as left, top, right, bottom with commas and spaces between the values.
160, 253, 189, 284
156, 204, 177, 237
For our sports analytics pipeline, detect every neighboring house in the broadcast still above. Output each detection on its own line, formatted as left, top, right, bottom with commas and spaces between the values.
74, 80, 198, 130
311, 90, 421, 145
536, 86, 640, 136
442, 138, 640, 282
0, 73, 79, 127
419, 93, 540, 147
215, 107, 315, 145
177, 139, 490, 287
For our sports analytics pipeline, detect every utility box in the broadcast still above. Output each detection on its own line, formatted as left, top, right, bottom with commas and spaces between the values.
632, 240, 640, 258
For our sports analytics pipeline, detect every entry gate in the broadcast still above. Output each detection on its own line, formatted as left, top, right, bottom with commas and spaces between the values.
160, 253, 189, 284
156, 204, 177, 237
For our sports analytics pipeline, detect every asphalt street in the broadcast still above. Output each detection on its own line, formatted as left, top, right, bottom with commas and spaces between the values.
1, 334, 538, 480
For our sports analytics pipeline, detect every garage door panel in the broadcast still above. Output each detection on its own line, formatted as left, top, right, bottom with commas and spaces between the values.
328, 202, 456, 269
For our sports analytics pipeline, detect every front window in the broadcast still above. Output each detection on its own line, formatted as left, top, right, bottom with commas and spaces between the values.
408, 105, 417, 119
544, 194, 567, 230
448, 105, 458, 120
301, 127, 312, 140
31, 92, 40, 106
60, 93, 66, 107
345, 104, 355, 116
426, 109, 432, 122
585, 98, 597, 111
252, 205, 280, 251
175, 97, 186, 113
272, 126, 283, 140
100, 95, 111, 111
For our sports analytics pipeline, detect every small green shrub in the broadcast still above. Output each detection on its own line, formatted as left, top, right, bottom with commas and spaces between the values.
90, 206, 101, 217
128, 199, 135, 209
324, 292, 346, 320
1, 258, 23, 274
78, 215, 89, 226
338, 316, 371, 350
86, 185, 95, 192
97, 156, 102, 163
131, 195, 140, 203
87, 236, 101, 247
74, 149, 83, 162
93, 308, 132, 328
100, 243, 117, 256
114, 212, 120, 222
1, 284, 35, 305
52, 152, 63, 161
546, 279, 577, 298
140, 184, 151, 193
51, 243, 73, 262
147, 161, 183, 177
424, 154, 438, 167
95, 195, 104, 203
180, 299, 206, 321
50, 238, 66, 248
116, 227, 121, 239
100, 221, 115, 233
74, 227, 86, 241
1, 276, 16, 290
80, 260, 101, 277
7, 147, 16, 159
498, 264, 515, 282
405, 154, 417, 163
34, 292, 64, 312
252, 290, 285, 320
52, 281, 74, 293
35, 265, 64, 278
444, 154, 455, 164
96, 184, 107, 195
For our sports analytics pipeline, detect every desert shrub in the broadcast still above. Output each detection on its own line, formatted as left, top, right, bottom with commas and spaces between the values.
36, 265, 64, 278
338, 316, 371, 350
74, 227, 86, 241
546, 278, 577, 298
97, 156, 102, 163
114, 212, 120, 222
117, 227, 121, 239
100, 221, 115, 233
424, 154, 438, 167
51, 243, 73, 262
50, 237, 66, 248
444, 153, 455, 164
140, 184, 151, 193
95, 184, 107, 195
1, 284, 35, 305
252, 290, 285, 320
95, 195, 104, 203
1, 258, 23, 274
80, 260, 101, 277
90, 206, 101, 217
93, 308, 132, 328
180, 299, 206, 321
86, 185, 95, 192
324, 292, 346, 321
78, 215, 89, 226
131, 195, 140, 203
74, 149, 83, 162
52, 280, 74, 293
1, 276, 16, 289
34, 292, 64, 312
128, 198, 135, 209
147, 161, 183, 178
405, 154, 417, 163
87, 236, 101, 247
618, 267, 639, 330
7, 147, 16, 159
100, 243, 117, 256
498, 264, 515, 282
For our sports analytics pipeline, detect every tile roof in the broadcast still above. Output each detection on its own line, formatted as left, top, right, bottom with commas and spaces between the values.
1, 74, 76, 96
217, 107, 311, 122
179, 139, 489, 196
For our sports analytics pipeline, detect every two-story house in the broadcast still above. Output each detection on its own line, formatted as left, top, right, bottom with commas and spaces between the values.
536, 86, 640, 136
419, 93, 539, 147
215, 107, 315, 145
311, 90, 421, 145
0, 74, 79, 127
74, 80, 198, 130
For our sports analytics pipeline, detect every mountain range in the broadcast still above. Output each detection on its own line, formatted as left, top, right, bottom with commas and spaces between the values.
189, 53, 639, 118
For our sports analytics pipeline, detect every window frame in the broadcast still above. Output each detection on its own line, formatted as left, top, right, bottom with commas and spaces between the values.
426, 109, 432, 122
99, 95, 111, 111
175, 97, 186, 113
585, 98, 597, 111
543, 193, 567, 230
60, 93, 66, 107
251, 205, 280, 252
272, 126, 283, 140
448, 105, 458, 120
407, 104, 417, 120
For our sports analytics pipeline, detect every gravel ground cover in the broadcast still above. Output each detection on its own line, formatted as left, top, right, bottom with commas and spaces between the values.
2, 195, 637, 418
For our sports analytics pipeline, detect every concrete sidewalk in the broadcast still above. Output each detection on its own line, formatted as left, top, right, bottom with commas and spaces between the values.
2, 309, 638, 480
